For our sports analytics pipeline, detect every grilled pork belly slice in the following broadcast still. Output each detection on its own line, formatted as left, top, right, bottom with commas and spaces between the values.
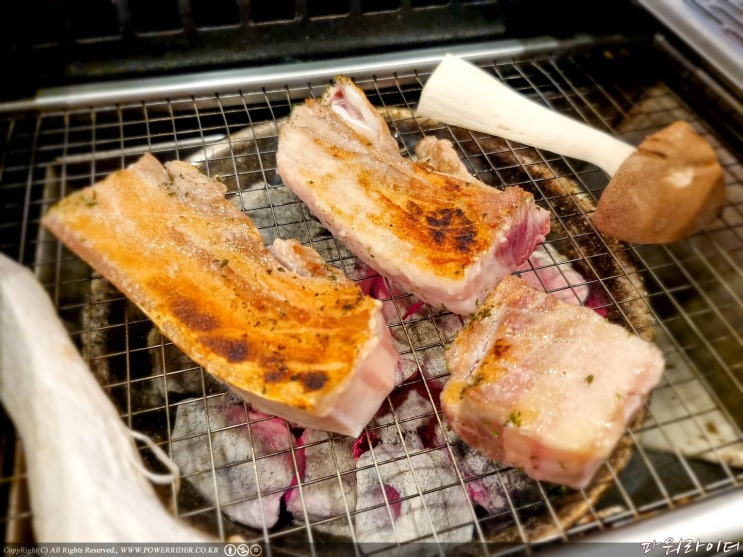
441, 275, 665, 489
42, 153, 398, 437
276, 77, 550, 316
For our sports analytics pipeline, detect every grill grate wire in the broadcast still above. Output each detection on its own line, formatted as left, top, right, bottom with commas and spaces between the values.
0, 42, 742, 552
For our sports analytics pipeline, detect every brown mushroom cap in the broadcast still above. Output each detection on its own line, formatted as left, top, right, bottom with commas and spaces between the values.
592, 121, 726, 244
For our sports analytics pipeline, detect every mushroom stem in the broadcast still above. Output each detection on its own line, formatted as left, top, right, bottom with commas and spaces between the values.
417, 54, 636, 176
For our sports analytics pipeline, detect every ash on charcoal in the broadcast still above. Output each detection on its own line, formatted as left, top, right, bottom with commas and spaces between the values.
171, 394, 296, 530
354, 445, 473, 544
460, 447, 541, 516
287, 429, 357, 538
370, 387, 447, 451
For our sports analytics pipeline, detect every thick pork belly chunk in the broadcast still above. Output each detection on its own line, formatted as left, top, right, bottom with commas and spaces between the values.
42, 153, 398, 437
276, 77, 550, 316
441, 275, 665, 489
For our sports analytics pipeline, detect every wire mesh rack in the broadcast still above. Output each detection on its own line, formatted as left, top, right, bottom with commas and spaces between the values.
1, 37, 742, 553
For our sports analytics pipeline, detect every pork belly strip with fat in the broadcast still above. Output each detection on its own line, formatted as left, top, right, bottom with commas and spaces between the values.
441, 275, 665, 489
276, 77, 550, 315
42, 153, 398, 437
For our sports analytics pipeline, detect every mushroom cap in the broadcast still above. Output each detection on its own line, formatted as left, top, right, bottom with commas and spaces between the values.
592, 121, 725, 244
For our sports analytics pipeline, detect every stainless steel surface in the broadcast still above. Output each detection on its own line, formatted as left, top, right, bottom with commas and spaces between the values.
547, 488, 743, 548
0, 36, 602, 113
1, 39, 742, 552
637, 0, 743, 97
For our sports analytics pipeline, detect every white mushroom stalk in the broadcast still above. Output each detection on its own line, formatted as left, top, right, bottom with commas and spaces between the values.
416, 54, 636, 176
417, 54, 726, 245
0, 253, 212, 543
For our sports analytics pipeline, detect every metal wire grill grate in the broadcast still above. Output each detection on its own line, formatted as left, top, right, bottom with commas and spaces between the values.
1, 41, 742, 552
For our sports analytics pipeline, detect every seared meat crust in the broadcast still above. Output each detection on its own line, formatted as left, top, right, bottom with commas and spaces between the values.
42, 153, 398, 436
277, 77, 550, 315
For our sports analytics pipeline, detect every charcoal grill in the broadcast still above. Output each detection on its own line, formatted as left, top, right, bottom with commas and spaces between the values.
1, 0, 742, 553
